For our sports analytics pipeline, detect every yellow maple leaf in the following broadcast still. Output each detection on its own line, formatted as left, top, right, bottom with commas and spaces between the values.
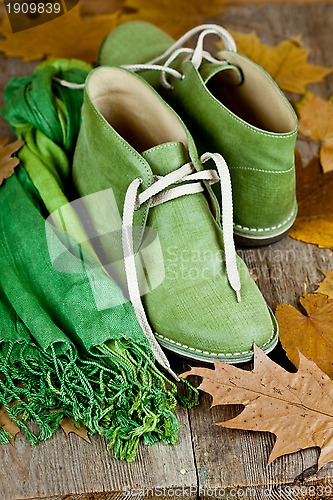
297, 92, 333, 174
217, 31, 332, 94
120, 0, 226, 38
276, 294, 333, 379
0, 6, 119, 62
316, 270, 333, 299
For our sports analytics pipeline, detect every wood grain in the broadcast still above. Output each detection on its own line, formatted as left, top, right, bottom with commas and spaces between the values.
0, 2, 333, 499
78, 0, 333, 17
0, 402, 197, 500
189, 4, 333, 498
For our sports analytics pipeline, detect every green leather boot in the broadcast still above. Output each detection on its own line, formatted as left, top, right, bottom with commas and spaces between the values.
72, 66, 278, 375
99, 22, 298, 246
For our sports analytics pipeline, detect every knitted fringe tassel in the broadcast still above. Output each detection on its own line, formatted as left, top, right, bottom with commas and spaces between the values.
0, 338, 198, 461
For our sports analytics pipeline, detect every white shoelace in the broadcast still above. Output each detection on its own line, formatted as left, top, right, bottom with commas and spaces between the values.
122, 152, 241, 381
55, 24, 237, 92
122, 24, 237, 90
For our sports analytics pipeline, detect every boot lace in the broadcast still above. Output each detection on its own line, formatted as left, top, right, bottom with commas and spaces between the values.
122, 152, 241, 380
122, 24, 237, 90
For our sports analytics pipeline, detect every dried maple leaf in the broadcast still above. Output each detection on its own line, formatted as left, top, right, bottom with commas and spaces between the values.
276, 294, 333, 379
289, 153, 333, 248
182, 346, 333, 469
297, 92, 333, 174
120, 0, 226, 38
0, 137, 24, 187
316, 271, 333, 299
0, 6, 119, 62
60, 417, 91, 443
217, 31, 332, 94
0, 406, 20, 445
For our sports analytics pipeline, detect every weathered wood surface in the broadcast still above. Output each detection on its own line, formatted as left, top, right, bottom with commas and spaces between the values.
79, 0, 333, 17
0, 2, 333, 499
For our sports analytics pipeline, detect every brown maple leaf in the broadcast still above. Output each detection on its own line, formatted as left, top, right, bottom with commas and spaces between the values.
216, 31, 332, 94
0, 137, 24, 187
276, 294, 333, 379
120, 0, 226, 38
0, 6, 119, 62
0, 406, 20, 445
181, 346, 333, 470
316, 271, 333, 299
297, 92, 333, 174
60, 417, 91, 443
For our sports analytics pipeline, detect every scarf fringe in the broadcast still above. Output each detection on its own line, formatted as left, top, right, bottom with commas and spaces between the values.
0, 339, 198, 461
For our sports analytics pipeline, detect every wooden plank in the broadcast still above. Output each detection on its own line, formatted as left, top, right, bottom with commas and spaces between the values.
0, 0, 331, 20
0, 2, 333, 499
187, 3, 333, 499
228, 0, 333, 5
0, 58, 37, 140
186, 234, 333, 498
79, 0, 333, 17
0, 61, 197, 500
0, 389, 197, 499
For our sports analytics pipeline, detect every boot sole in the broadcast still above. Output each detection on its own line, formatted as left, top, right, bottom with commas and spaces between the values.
233, 208, 297, 247
155, 305, 279, 364
157, 332, 279, 364
234, 227, 291, 247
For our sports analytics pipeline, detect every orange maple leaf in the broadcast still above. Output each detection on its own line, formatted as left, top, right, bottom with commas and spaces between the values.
297, 92, 333, 174
277, 294, 333, 379
120, 0, 227, 38
182, 346, 333, 470
289, 152, 333, 248
0, 6, 119, 62
217, 31, 332, 94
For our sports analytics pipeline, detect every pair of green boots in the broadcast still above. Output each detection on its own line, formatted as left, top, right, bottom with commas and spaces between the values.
71, 22, 298, 377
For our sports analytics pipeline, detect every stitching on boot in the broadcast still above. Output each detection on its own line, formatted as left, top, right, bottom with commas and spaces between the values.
145, 143, 183, 152
229, 165, 294, 174
234, 206, 297, 233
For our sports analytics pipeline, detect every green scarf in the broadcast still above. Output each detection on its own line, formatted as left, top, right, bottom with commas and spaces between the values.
1, 59, 197, 461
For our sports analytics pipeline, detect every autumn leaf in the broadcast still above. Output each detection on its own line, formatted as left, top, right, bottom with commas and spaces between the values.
182, 346, 333, 470
217, 31, 332, 94
0, 137, 24, 187
0, 406, 20, 445
276, 294, 333, 379
60, 417, 91, 443
297, 92, 333, 174
289, 153, 333, 248
316, 271, 333, 299
120, 0, 226, 38
0, 6, 119, 62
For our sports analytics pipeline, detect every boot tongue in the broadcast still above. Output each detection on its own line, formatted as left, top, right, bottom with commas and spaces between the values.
141, 141, 190, 176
